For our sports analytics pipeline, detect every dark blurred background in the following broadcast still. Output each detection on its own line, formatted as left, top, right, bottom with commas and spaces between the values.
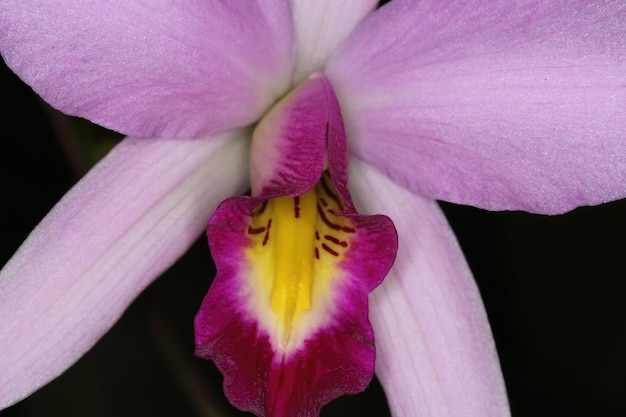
2, 55, 626, 417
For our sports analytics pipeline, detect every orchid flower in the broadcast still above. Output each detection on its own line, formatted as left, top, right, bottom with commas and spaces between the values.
1, 1, 625, 417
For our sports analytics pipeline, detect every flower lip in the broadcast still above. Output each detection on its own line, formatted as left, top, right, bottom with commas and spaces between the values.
194, 74, 398, 417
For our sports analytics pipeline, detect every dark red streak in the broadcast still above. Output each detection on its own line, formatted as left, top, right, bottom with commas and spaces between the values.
262, 218, 272, 246
317, 203, 356, 234
320, 175, 343, 210
321, 243, 339, 257
255, 200, 268, 216
314, 247, 320, 259
324, 235, 348, 247
247, 226, 266, 235
294, 196, 300, 219
317, 203, 340, 231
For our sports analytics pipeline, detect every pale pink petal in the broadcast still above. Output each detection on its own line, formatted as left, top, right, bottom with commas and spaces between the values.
327, 1, 626, 214
289, 0, 377, 84
0, 132, 249, 410
0, 1, 293, 139
350, 160, 510, 417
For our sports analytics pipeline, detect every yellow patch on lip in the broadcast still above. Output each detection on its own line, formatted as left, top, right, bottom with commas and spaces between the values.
245, 172, 356, 349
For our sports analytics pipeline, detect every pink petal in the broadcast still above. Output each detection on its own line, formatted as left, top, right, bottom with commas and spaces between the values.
290, 0, 377, 84
350, 160, 510, 417
327, 1, 626, 214
0, 132, 249, 410
0, 1, 293, 139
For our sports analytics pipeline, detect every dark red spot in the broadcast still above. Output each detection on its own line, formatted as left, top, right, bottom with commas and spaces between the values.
321, 243, 339, 257
315, 247, 320, 260
315, 231, 320, 240
320, 198, 328, 207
